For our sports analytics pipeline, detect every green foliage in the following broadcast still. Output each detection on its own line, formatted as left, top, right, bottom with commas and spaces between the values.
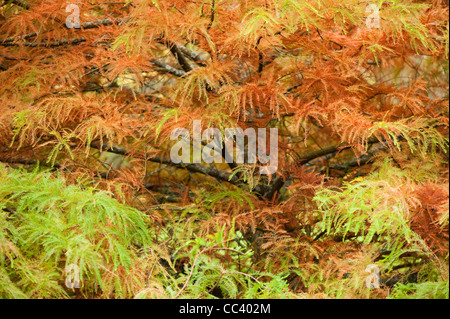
0, 166, 153, 298
389, 280, 449, 299
369, 118, 449, 160
0, 167, 295, 299
202, 184, 256, 210
312, 158, 448, 298
315, 159, 423, 252
157, 220, 295, 299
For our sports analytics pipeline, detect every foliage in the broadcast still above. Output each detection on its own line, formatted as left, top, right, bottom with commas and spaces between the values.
0, 0, 448, 299
0, 165, 154, 298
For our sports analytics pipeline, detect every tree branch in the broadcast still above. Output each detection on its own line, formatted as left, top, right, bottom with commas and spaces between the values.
327, 143, 387, 171
79, 18, 129, 30
299, 137, 380, 165
1, 37, 86, 47
178, 45, 207, 65
89, 141, 280, 199
150, 59, 187, 77
164, 40, 194, 73
207, 0, 216, 31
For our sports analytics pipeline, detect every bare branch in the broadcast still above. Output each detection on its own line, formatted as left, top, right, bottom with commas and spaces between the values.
165, 40, 194, 73
1, 37, 86, 47
150, 59, 187, 77
89, 141, 281, 199
207, 0, 216, 31
299, 137, 380, 165
178, 45, 207, 64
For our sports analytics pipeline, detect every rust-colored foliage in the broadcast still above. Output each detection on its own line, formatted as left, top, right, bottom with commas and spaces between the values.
411, 183, 449, 256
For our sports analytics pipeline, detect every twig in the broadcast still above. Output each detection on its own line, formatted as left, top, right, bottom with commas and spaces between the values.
178, 45, 207, 64
299, 137, 380, 164
207, 0, 216, 31
166, 41, 194, 73
150, 59, 187, 77
1, 37, 86, 47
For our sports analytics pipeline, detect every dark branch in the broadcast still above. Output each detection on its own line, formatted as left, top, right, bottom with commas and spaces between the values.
1, 38, 86, 47
178, 45, 207, 65
150, 59, 187, 77
299, 137, 380, 165
89, 141, 280, 199
165, 40, 194, 73
207, 0, 216, 31
79, 18, 129, 30
327, 143, 387, 171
